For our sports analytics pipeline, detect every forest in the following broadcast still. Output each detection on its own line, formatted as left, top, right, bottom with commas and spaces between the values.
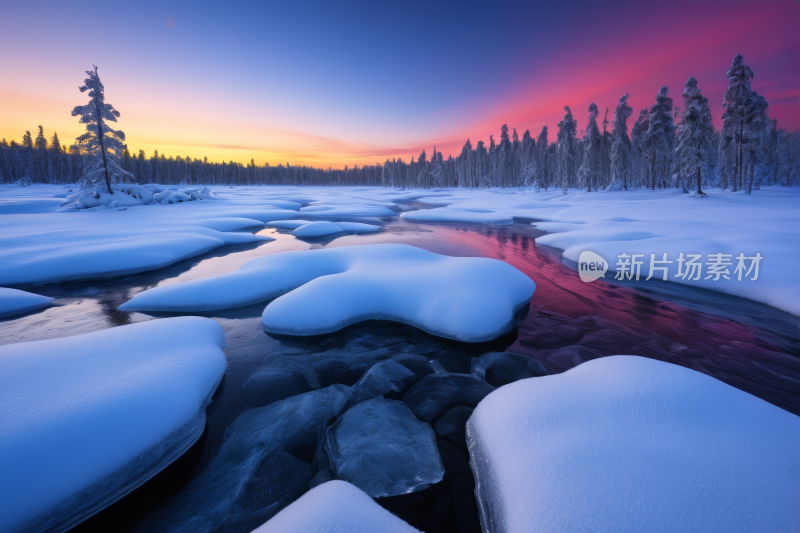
1, 54, 798, 192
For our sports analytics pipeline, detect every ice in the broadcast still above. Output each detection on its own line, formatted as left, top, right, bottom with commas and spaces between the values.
325, 398, 445, 497
122, 243, 535, 342
470, 351, 549, 387
250, 480, 419, 533
467, 356, 800, 532
292, 221, 345, 238
140, 385, 350, 533
434, 406, 473, 442
0, 317, 226, 533
0, 287, 53, 318
403, 373, 495, 423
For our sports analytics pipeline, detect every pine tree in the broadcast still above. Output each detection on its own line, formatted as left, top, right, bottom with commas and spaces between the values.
535, 126, 550, 190
578, 103, 602, 191
34, 126, 48, 182
71, 65, 132, 192
610, 93, 633, 189
645, 86, 675, 189
556, 106, 579, 192
673, 76, 716, 196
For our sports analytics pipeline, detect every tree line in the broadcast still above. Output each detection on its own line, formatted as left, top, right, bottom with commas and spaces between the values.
1, 54, 798, 191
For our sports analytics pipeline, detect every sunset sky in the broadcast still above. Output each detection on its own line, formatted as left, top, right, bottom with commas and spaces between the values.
1, 0, 798, 168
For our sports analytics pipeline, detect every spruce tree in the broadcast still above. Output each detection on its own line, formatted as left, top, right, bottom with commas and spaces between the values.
71, 65, 132, 193
556, 106, 579, 192
645, 86, 675, 189
610, 93, 633, 189
673, 76, 716, 196
578, 103, 602, 191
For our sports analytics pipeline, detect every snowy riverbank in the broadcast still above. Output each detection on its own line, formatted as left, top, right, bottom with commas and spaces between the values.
1, 184, 797, 316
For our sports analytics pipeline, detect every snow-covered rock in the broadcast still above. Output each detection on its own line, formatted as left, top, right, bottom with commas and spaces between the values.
140, 385, 350, 533
121, 244, 535, 342
334, 221, 380, 233
326, 398, 444, 497
467, 356, 800, 533
250, 480, 419, 533
0, 287, 53, 318
292, 221, 345, 238
268, 219, 314, 229
0, 317, 226, 533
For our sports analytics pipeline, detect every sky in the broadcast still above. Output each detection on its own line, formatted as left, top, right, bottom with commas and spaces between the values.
1, 0, 798, 168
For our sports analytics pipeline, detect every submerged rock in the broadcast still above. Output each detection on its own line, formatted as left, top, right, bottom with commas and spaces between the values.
403, 373, 494, 423
139, 385, 350, 533
326, 398, 444, 497
471, 351, 549, 387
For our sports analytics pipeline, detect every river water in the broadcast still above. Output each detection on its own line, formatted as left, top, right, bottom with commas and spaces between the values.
2, 211, 798, 533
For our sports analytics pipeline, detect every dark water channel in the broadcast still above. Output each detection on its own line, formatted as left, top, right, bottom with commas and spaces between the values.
2, 213, 798, 533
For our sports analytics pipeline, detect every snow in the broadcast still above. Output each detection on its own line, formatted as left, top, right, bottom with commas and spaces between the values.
293, 221, 346, 238
268, 219, 314, 229
1, 184, 797, 316
250, 480, 419, 533
466, 355, 800, 533
121, 244, 536, 342
0, 287, 53, 318
0, 317, 226, 533
326, 398, 444, 497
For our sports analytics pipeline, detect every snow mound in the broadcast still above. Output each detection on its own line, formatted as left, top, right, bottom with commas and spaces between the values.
121, 244, 534, 341
250, 480, 419, 533
467, 356, 800, 533
0, 287, 53, 318
0, 317, 226, 533
326, 398, 444, 497
269, 219, 314, 229
292, 221, 345, 238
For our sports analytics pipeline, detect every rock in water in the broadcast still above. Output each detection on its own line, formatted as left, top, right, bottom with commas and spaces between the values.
326, 398, 444, 497
471, 351, 549, 387
139, 385, 350, 533
345, 359, 418, 408
403, 373, 495, 423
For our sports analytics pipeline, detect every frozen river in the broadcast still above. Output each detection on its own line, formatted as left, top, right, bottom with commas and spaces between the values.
2, 209, 798, 533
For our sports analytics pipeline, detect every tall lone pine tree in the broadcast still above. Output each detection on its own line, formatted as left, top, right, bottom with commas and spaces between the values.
71, 65, 132, 193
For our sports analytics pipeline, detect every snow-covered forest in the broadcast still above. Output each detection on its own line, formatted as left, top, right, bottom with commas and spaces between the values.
1, 54, 798, 190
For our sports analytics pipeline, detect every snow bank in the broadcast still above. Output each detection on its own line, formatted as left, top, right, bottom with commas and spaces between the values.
121, 244, 535, 342
0, 317, 226, 533
467, 356, 800, 533
291, 221, 379, 238
250, 481, 419, 533
0, 287, 53, 318
268, 219, 314, 229
293, 221, 346, 238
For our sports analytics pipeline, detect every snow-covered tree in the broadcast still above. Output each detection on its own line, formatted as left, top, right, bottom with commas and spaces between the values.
645, 86, 675, 189
534, 126, 550, 190
673, 76, 716, 195
578, 103, 603, 191
609, 93, 633, 189
71, 65, 132, 193
556, 106, 579, 192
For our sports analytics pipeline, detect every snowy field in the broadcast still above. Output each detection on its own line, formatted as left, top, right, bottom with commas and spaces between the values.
1, 184, 797, 317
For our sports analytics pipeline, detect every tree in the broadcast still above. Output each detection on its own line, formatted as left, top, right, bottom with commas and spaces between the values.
535, 126, 550, 190
71, 65, 132, 193
578, 103, 603, 191
645, 86, 675, 189
34, 126, 48, 182
609, 93, 633, 189
556, 106, 579, 192
673, 76, 716, 196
